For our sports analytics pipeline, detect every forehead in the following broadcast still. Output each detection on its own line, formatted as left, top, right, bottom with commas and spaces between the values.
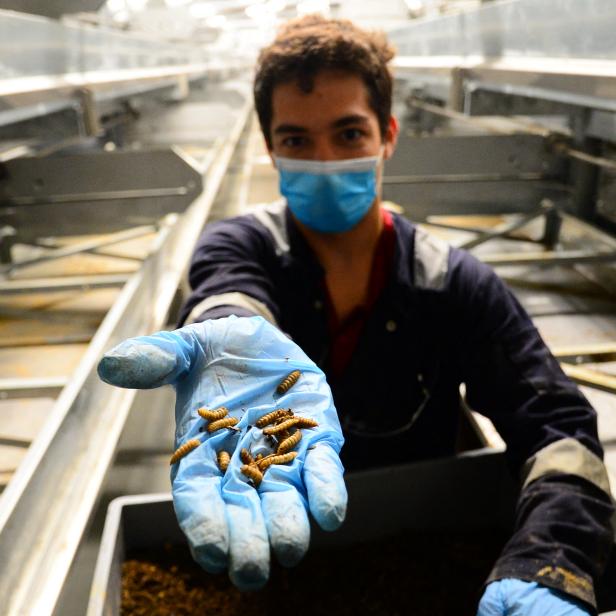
270, 70, 376, 129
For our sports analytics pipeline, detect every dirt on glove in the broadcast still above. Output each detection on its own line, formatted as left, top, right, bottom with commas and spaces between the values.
121, 530, 506, 615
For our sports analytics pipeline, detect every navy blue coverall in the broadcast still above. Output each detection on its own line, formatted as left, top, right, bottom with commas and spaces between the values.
179, 201, 615, 611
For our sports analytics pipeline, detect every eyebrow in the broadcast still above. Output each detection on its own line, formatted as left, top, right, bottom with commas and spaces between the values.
273, 123, 308, 135
331, 114, 371, 129
273, 114, 371, 135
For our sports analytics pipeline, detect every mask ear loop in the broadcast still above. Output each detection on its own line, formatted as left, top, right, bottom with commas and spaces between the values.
374, 145, 386, 202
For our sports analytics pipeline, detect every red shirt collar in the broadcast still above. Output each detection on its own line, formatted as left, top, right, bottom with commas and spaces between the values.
323, 207, 396, 379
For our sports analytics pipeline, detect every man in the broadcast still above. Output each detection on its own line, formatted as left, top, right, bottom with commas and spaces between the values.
99, 15, 614, 615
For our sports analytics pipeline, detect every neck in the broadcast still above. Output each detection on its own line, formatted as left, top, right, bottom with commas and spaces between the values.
295, 200, 383, 266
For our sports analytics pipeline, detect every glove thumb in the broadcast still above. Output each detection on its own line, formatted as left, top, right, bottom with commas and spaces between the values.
98, 329, 201, 389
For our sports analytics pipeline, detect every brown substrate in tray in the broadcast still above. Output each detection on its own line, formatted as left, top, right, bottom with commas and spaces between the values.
122, 531, 506, 615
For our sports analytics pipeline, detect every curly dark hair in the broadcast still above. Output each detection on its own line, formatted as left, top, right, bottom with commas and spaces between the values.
254, 15, 395, 148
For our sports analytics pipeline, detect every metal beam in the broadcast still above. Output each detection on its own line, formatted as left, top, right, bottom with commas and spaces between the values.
390, 0, 616, 113
0, 378, 68, 400
0, 148, 203, 241
0, 334, 94, 349
0, 9, 216, 128
2, 188, 190, 207
405, 98, 616, 174
389, 0, 616, 61
384, 181, 569, 221
481, 250, 616, 268
0, 274, 130, 295
383, 132, 568, 219
459, 205, 553, 250
553, 343, 616, 364
0, 224, 156, 278
385, 133, 563, 178
561, 364, 616, 395
0, 1, 107, 19
383, 172, 546, 184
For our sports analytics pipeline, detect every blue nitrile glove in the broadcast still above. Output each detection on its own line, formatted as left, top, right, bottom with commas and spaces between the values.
477, 579, 592, 616
97, 315, 346, 591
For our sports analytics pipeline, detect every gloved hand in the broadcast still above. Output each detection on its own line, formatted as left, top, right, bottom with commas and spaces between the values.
97, 315, 346, 591
477, 579, 592, 616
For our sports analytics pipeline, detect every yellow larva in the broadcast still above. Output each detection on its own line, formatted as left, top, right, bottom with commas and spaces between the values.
262, 417, 301, 435
170, 438, 201, 465
276, 370, 301, 394
295, 416, 319, 429
277, 430, 302, 454
276, 429, 290, 441
240, 448, 254, 465
241, 464, 263, 487
217, 450, 230, 472
207, 416, 239, 433
255, 408, 293, 428
258, 451, 298, 471
256, 453, 275, 470
198, 406, 228, 421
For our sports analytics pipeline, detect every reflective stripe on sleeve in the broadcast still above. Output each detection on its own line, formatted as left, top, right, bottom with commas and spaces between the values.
522, 437, 612, 496
185, 292, 278, 326
414, 226, 450, 291
252, 200, 289, 256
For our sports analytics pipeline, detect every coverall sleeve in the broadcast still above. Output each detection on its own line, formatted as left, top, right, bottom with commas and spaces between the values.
448, 249, 614, 611
178, 216, 280, 326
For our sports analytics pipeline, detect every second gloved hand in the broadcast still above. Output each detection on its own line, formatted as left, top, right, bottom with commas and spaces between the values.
97, 315, 347, 591
477, 579, 591, 616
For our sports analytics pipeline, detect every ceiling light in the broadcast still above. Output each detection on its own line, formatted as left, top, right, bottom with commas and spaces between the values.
126, 0, 149, 11
189, 2, 216, 18
296, 0, 329, 16
106, 0, 126, 12
245, 3, 268, 18
206, 14, 227, 27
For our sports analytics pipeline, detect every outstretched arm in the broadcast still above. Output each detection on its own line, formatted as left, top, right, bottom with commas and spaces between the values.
448, 249, 614, 612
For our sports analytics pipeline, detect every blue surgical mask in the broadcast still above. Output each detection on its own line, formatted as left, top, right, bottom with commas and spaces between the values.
275, 154, 380, 233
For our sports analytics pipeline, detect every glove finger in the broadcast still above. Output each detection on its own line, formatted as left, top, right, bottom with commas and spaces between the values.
98, 327, 204, 389
303, 443, 347, 532
173, 474, 229, 574
476, 580, 506, 616
260, 463, 310, 567
223, 467, 270, 591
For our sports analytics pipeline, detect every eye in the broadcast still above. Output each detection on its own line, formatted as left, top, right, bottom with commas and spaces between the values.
339, 127, 366, 144
281, 135, 307, 148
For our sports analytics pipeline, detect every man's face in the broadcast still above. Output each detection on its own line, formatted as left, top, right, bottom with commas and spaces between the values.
268, 70, 398, 162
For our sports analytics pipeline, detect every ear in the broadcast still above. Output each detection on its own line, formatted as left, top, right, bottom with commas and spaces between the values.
383, 115, 399, 160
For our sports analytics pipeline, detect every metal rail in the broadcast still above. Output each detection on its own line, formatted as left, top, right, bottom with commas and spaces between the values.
406, 98, 616, 174
2, 188, 191, 207
459, 204, 553, 250
0, 9, 212, 125
482, 250, 616, 268
0, 224, 157, 278
383, 172, 546, 184
0, 274, 131, 294
389, 0, 615, 61
0, 95, 252, 616
553, 343, 616, 363
561, 364, 616, 396
389, 0, 616, 150
0, 377, 68, 400
0, 148, 204, 242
